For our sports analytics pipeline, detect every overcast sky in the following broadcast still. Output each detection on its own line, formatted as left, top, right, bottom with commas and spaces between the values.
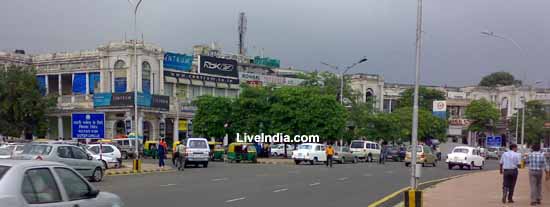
1, 0, 549, 86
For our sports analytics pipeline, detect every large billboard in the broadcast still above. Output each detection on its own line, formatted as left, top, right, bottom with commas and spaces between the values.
198, 55, 239, 78
164, 52, 193, 71
71, 113, 105, 139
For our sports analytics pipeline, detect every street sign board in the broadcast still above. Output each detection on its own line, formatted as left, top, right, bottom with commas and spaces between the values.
433, 101, 447, 112
486, 136, 502, 147
71, 113, 105, 139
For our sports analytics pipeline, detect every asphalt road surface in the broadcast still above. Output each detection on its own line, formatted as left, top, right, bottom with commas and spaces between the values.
96, 160, 498, 207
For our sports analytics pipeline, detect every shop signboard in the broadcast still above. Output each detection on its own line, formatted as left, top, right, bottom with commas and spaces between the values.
164, 52, 193, 71
71, 113, 105, 139
164, 71, 239, 84
253, 56, 280, 68
432, 100, 447, 119
198, 55, 239, 78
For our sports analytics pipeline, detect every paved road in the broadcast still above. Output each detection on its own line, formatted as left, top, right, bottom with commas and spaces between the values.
97, 160, 498, 207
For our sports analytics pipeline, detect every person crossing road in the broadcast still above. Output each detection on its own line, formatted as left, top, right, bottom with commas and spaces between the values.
326, 144, 335, 168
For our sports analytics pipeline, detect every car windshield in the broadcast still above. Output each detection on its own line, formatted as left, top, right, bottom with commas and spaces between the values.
298, 145, 312, 150
22, 145, 53, 155
350, 142, 364, 148
487, 148, 497, 152
407, 146, 423, 152
188, 140, 207, 149
0, 148, 11, 155
0, 166, 10, 180
453, 148, 469, 153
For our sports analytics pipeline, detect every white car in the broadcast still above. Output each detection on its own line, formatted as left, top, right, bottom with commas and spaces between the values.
446, 146, 485, 170
85, 149, 120, 169
291, 143, 326, 165
349, 140, 381, 162
184, 138, 210, 168
87, 144, 122, 160
270, 144, 295, 157
0, 160, 124, 207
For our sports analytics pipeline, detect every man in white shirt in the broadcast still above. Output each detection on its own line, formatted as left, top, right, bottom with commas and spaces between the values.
500, 144, 521, 204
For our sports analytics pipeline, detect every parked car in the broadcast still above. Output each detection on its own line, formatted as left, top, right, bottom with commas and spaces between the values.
477, 147, 487, 158
112, 138, 141, 159
0, 147, 13, 159
446, 146, 485, 170
405, 145, 438, 167
333, 146, 357, 164
87, 144, 122, 169
15, 143, 105, 182
2, 144, 26, 157
0, 160, 123, 207
349, 140, 381, 162
270, 144, 295, 157
486, 147, 505, 160
292, 143, 327, 165
184, 138, 210, 168
386, 146, 406, 162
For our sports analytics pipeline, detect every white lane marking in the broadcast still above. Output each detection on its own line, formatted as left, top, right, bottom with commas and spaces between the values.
160, 184, 176, 187
211, 177, 228, 182
337, 177, 349, 181
363, 173, 373, 177
273, 188, 288, 193
309, 182, 321, 186
225, 197, 246, 203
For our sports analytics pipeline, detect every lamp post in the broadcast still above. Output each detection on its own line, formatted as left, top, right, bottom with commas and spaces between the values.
128, 0, 143, 160
411, 0, 423, 190
321, 57, 367, 149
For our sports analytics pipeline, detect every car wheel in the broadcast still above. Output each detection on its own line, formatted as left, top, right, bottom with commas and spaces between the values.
459, 165, 463, 170
448, 164, 454, 170
353, 157, 358, 163
479, 161, 484, 170
102, 160, 108, 169
367, 154, 373, 162
91, 167, 103, 182
203, 162, 208, 168
432, 161, 437, 167
273, 153, 278, 157
405, 162, 410, 167
122, 151, 128, 160
341, 157, 345, 164
421, 162, 425, 167
294, 160, 301, 165
468, 162, 473, 170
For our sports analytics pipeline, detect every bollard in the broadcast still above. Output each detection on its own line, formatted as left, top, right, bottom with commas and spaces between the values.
133, 159, 142, 172
404, 189, 422, 207
520, 159, 526, 169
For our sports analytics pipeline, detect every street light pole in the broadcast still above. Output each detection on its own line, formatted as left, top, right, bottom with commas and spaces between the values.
128, 0, 143, 159
411, 0, 423, 190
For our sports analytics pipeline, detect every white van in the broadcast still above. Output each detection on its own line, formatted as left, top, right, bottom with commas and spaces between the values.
349, 140, 381, 162
184, 138, 210, 168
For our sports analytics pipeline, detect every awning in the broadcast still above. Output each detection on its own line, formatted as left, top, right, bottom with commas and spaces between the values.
165, 76, 177, 83
216, 83, 229, 89
191, 79, 203, 86
178, 78, 190, 85
204, 81, 216, 87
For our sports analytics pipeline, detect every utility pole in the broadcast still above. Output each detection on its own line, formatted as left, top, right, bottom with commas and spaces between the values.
411, 0, 423, 190
128, 0, 143, 162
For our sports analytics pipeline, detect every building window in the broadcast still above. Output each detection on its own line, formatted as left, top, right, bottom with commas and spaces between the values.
191, 85, 201, 99
114, 60, 126, 93
164, 83, 173, 97
215, 88, 225, 97
142, 61, 151, 94
203, 87, 213, 96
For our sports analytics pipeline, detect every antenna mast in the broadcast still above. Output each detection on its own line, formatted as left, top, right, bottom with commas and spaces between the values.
238, 12, 247, 55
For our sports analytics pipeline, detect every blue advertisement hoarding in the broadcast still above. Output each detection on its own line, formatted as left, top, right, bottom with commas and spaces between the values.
72, 113, 105, 139
486, 136, 502, 147
164, 52, 193, 71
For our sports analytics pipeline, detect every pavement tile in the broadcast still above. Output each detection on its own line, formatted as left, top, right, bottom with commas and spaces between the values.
424, 169, 550, 207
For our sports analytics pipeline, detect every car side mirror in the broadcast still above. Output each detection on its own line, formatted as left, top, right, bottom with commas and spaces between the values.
86, 188, 100, 198
87, 155, 93, 160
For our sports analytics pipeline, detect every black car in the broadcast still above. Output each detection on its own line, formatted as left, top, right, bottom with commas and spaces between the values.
386, 146, 406, 162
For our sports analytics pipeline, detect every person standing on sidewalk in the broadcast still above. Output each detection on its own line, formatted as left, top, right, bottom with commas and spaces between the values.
157, 139, 166, 169
325, 144, 334, 168
526, 143, 549, 206
500, 144, 521, 204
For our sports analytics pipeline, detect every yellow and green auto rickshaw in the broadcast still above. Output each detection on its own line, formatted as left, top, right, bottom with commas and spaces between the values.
143, 141, 158, 157
208, 141, 224, 161
226, 143, 257, 163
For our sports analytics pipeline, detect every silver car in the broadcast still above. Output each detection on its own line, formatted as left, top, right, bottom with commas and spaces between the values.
334, 146, 357, 164
16, 144, 105, 182
0, 160, 123, 207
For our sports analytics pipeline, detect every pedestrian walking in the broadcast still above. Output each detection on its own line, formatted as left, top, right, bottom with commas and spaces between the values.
500, 144, 521, 204
175, 142, 186, 171
158, 139, 166, 169
379, 144, 387, 165
325, 144, 334, 168
526, 143, 549, 206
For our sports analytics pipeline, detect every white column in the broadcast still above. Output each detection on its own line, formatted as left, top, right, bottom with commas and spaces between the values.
58, 116, 64, 139
389, 99, 392, 113
173, 118, 179, 143
111, 71, 115, 93
71, 73, 75, 103
45, 75, 49, 95
85, 72, 89, 100
58, 74, 62, 96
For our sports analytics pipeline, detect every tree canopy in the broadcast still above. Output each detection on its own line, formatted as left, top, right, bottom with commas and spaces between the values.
509, 100, 550, 145
0, 66, 56, 137
464, 99, 500, 133
478, 71, 522, 87
396, 87, 446, 111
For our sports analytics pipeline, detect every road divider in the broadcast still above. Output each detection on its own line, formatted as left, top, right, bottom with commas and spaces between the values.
105, 167, 174, 176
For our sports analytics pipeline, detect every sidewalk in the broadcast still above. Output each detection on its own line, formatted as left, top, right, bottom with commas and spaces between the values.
105, 160, 173, 176
257, 158, 295, 165
424, 169, 550, 207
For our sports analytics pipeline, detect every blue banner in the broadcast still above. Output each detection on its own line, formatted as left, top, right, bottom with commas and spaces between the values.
486, 136, 502, 147
72, 73, 87, 94
432, 111, 446, 119
88, 72, 100, 94
72, 113, 105, 139
164, 52, 193, 71
36, 75, 46, 95
114, 78, 127, 93
138, 92, 152, 107
143, 79, 151, 94
93, 93, 112, 107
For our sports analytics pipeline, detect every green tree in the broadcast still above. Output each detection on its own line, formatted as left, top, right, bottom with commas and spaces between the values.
478, 71, 522, 87
396, 87, 446, 111
231, 85, 272, 135
0, 66, 56, 137
298, 71, 360, 104
509, 100, 550, 144
465, 99, 500, 134
192, 96, 235, 139
390, 107, 447, 143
